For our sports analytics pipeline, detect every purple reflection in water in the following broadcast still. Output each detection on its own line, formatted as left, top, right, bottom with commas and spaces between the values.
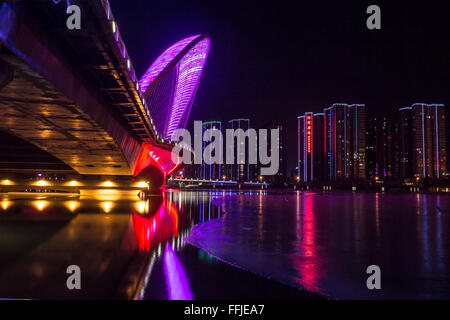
164, 245, 193, 300
188, 191, 450, 299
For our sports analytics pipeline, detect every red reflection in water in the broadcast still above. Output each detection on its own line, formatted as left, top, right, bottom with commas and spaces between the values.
304, 194, 314, 257
131, 197, 179, 252
296, 193, 319, 292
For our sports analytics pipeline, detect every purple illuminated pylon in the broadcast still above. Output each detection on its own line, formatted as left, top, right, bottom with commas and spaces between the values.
139, 35, 210, 140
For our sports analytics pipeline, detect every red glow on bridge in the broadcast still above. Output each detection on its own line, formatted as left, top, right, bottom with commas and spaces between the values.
133, 143, 181, 182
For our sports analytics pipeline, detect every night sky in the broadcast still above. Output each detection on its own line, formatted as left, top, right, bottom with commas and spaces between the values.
110, 0, 449, 172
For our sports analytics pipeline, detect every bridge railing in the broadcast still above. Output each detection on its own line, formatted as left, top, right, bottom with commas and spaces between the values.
98, 0, 169, 144
169, 177, 269, 186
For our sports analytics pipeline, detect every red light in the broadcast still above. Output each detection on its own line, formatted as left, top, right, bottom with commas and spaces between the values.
133, 143, 181, 179
307, 129, 311, 153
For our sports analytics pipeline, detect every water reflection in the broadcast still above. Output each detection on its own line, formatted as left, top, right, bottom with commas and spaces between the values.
1, 200, 11, 210
64, 200, 80, 213
32, 200, 50, 211
163, 244, 193, 300
4, 189, 447, 299
188, 191, 450, 299
0, 189, 221, 299
132, 195, 179, 253
295, 192, 319, 292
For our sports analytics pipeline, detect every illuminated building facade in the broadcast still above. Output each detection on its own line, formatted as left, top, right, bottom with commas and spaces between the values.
200, 121, 223, 180
297, 113, 325, 182
297, 102, 448, 185
410, 103, 447, 179
227, 119, 251, 181
323, 103, 366, 181
298, 104, 366, 183
398, 107, 414, 180
324, 104, 346, 180
366, 116, 395, 182
346, 104, 366, 180
261, 121, 286, 185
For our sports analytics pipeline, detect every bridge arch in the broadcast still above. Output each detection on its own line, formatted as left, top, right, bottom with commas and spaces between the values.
0, 1, 209, 189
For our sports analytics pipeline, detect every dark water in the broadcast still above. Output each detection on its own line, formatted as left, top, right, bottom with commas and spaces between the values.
2, 189, 448, 300
0, 190, 222, 299
0, 189, 315, 300
188, 190, 450, 299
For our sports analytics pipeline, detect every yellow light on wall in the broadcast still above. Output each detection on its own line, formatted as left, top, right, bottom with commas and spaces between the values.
1, 179, 13, 186
33, 200, 49, 211
100, 201, 114, 213
80, 189, 122, 201
64, 201, 80, 212
135, 181, 149, 188
1, 200, 11, 210
66, 180, 81, 187
34, 180, 50, 187
100, 181, 115, 188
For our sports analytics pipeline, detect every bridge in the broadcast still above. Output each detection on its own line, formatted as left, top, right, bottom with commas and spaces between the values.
168, 177, 269, 189
0, 0, 209, 189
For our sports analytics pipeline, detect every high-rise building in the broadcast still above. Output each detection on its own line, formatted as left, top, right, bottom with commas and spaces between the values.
324, 104, 346, 181
398, 107, 414, 180
200, 121, 223, 180
410, 103, 447, 179
366, 117, 377, 181
297, 113, 325, 182
347, 104, 366, 180
323, 103, 366, 181
366, 116, 394, 182
227, 119, 251, 181
259, 121, 286, 184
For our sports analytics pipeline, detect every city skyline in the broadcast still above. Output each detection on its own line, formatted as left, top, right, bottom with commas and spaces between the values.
109, 0, 449, 173
2, 1, 448, 175
1, 0, 450, 304
182, 101, 449, 182
298, 102, 448, 184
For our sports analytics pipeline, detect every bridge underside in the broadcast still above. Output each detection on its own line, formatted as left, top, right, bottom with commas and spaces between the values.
0, 1, 182, 186
0, 54, 132, 175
